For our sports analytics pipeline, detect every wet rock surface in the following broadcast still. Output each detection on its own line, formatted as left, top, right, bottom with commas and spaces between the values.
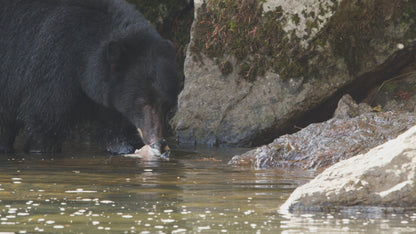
280, 125, 416, 213
228, 110, 416, 170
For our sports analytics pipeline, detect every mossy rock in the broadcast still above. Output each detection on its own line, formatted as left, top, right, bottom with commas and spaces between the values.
172, 0, 416, 147
191, 0, 311, 82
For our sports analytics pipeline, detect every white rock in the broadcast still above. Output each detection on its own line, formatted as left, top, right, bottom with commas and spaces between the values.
280, 125, 416, 213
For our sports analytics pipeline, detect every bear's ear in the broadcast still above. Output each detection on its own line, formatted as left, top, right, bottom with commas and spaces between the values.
106, 40, 126, 66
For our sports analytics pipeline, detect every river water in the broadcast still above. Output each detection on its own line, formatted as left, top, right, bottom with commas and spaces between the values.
0, 147, 415, 233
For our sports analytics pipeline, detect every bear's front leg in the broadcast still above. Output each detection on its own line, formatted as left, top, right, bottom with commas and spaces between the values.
21, 119, 65, 154
0, 115, 20, 153
0, 132, 16, 154
17, 86, 75, 154
23, 129, 64, 153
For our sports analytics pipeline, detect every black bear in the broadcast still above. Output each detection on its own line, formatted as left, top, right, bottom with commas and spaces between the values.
0, 0, 178, 154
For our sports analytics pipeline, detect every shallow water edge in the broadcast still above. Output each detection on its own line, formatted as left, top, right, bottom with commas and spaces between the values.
0, 148, 415, 233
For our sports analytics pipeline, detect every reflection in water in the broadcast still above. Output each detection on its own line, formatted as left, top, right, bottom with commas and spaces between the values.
0, 149, 415, 233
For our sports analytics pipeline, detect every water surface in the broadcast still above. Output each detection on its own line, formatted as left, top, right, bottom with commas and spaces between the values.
0, 148, 415, 233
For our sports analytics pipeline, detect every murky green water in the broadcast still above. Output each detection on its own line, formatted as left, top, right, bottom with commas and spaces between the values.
0, 147, 415, 233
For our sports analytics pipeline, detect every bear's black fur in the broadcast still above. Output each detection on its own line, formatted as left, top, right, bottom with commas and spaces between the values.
0, 0, 178, 154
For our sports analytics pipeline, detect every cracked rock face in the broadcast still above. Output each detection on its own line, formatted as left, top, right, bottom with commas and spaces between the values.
280, 125, 416, 213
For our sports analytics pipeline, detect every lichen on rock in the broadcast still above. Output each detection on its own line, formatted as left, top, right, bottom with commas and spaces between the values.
172, 0, 416, 147
190, 0, 317, 81
263, 0, 340, 45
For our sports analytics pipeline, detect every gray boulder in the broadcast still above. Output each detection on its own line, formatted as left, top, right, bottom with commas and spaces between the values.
228, 109, 416, 170
171, 0, 416, 146
280, 125, 416, 213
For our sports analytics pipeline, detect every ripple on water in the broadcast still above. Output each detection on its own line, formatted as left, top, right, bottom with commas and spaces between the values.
1, 151, 415, 233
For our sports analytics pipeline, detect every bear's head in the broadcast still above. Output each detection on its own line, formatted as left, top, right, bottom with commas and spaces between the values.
84, 31, 179, 154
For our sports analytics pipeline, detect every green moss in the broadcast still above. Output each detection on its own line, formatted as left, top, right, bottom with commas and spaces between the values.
192, 0, 312, 82
192, 0, 416, 82
291, 14, 300, 25
314, 0, 416, 76
220, 60, 233, 75
381, 83, 396, 92
305, 19, 319, 35
238, 62, 251, 78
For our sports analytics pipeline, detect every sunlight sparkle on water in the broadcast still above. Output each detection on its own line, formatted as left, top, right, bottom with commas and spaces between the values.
0, 151, 414, 233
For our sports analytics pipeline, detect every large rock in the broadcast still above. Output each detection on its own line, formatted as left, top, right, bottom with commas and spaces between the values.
280, 125, 416, 213
228, 109, 416, 170
171, 0, 416, 146
228, 68, 416, 170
